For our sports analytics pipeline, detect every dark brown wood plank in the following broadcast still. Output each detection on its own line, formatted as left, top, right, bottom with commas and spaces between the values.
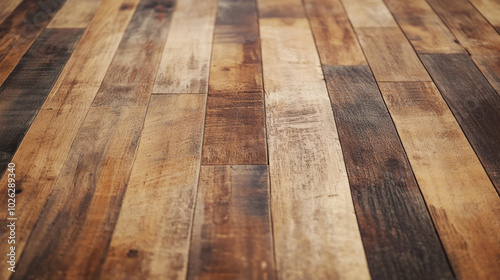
323, 65, 454, 280
0, 0, 22, 24
187, 165, 276, 280
202, 0, 267, 165
0, 28, 82, 176
0, 0, 67, 86
92, 0, 174, 107
304, 0, 366, 65
420, 53, 500, 194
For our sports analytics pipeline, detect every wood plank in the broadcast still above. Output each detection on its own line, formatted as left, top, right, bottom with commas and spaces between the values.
341, 0, 397, 27
257, 0, 305, 18
0, 1, 139, 279
101, 94, 206, 279
304, 0, 366, 65
152, 0, 218, 94
0, 0, 67, 86
187, 165, 275, 280
323, 65, 454, 279
47, 0, 103, 28
259, 18, 370, 279
469, 0, 500, 33
13, 106, 147, 280
0, 28, 82, 176
0, 0, 22, 24
202, 0, 267, 165
355, 27, 431, 81
92, 0, 175, 107
379, 81, 500, 280
382, 0, 464, 54
427, 0, 500, 93
420, 53, 500, 193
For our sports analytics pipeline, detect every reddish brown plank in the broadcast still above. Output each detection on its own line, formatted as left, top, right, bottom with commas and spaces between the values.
323, 65, 454, 279
187, 165, 276, 280
420, 53, 500, 194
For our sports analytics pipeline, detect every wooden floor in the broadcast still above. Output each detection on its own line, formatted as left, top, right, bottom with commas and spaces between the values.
0, 0, 499, 279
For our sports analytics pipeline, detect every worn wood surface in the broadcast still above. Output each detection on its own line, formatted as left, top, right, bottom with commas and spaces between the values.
47, 0, 103, 28
0, 0, 22, 24
469, 0, 500, 33
323, 65, 454, 280
188, 165, 275, 280
380, 81, 500, 280
257, 0, 305, 18
0, 28, 82, 176
101, 94, 206, 279
260, 18, 370, 279
421, 53, 500, 193
152, 0, 218, 94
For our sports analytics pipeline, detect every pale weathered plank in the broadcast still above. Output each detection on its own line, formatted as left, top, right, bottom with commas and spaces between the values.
47, 0, 103, 28
0, 1, 140, 279
187, 165, 276, 280
341, 0, 397, 27
152, 0, 218, 94
259, 17, 370, 279
257, 0, 305, 18
101, 94, 206, 279
379, 81, 500, 280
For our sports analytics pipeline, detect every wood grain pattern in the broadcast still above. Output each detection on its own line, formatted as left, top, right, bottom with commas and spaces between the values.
0, 28, 82, 176
152, 0, 218, 94
355, 27, 431, 81
0, 0, 67, 86
47, 0, 103, 28
202, 0, 267, 165
0, 1, 139, 279
427, 0, 500, 93
323, 65, 454, 280
341, 0, 397, 27
383, 0, 464, 54
0, 0, 22, 24
304, 0, 367, 65
469, 0, 500, 33
187, 165, 275, 280
101, 94, 206, 280
92, 0, 175, 107
257, 0, 305, 18
379, 81, 500, 280
14, 106, 146, 280
259, 18, 370, 279
421, 53, 500, 193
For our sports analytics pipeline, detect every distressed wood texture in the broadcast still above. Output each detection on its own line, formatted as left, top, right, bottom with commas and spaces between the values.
47, 0, 103, 28
0, 28, 82, 176
101, 95, 206, 279
0, 1, 139, 279
152, 0, 218, 94
0, 0, 22, 24
341, 0, 398, 28
379, 81, 500, 280
382, 0, 464, 54
421, 53, 500, 193
427, 0, 500, 94
323, 65, 454, 280
187, 165, 276, 280
257, 0, 305, 18
469, 0, 500, 33
259, 18, 370, 279
92, 0, 174, 107
202, 0, 267, 165
0, 0, 67, 86
304, 0, 366, 65
13, 106, 146, 280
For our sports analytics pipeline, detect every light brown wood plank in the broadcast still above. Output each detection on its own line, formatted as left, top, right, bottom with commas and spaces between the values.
341, 0, 397, 27
383, 0, 464, 54
152, 0, 218, 94
13, 106, 146, 279
0, 0, 22, 24
259, 17, 370, 279
257, 0, 305, 18
187, 165, 276, 280
469, 0, 500, 33
304, 0, 367, 65
0, 1, 139, 279
101, 94, 206, 279
379, 81, 500, 280
355, 27, 431, 81
47, 0, 103, 28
